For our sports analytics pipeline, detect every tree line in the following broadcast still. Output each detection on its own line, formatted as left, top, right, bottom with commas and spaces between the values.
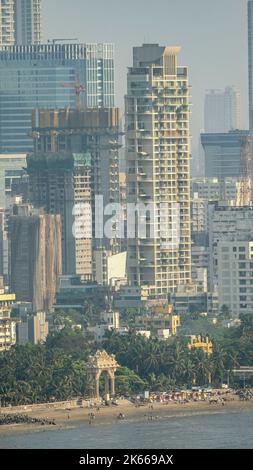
0, 314, 252, 406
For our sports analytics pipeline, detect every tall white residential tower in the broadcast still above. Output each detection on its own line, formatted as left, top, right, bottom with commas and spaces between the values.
0, 0, 15, 45
0, 0, 41, 46
14, 0, 41, 45
126, 44, 191, 299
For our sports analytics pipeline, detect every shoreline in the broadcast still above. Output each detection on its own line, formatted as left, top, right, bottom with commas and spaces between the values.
1, 398, 253, 437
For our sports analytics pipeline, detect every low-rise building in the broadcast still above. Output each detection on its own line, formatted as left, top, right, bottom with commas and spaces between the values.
53, 275, 107, 313
0, 308, 16, 352
135, 304, 181, 339
113, 286, 149, 310
0, 292, 16, 309
87, 310, 121, 342
16, 312, 49, 345
188, 335, 213, 356
94, 250, 127, 287
169, 284, 208, 314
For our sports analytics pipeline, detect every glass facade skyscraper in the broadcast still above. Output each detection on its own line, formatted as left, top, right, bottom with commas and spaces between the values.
249, 2, 253, 133
0, 43, 115, 153
201, 130, 250, 180
204, 87, 241, 134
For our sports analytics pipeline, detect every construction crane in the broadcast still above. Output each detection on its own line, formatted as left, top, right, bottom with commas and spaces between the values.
61, 76, 85, 110
236, 136, 252, 207
48, 38, 78, 45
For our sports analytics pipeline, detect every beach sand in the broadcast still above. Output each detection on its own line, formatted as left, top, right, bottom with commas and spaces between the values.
1, 397, 253, 437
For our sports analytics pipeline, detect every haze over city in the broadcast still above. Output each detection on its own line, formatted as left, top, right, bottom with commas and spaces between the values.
43, 0, 249, 148
0, 0, 253, 455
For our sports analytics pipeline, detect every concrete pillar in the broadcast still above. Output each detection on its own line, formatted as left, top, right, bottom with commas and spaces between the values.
95, 373, 100, 399
110, 373, 115, 397
105, 374, 110, 397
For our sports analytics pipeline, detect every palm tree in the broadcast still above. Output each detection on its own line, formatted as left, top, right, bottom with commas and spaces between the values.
226, 350, 240, 370
143, 342, 161, 374
184, 357, 196, 386
213, 344, 227, 384
195, 354, 213, 386
165, 342, 186, 382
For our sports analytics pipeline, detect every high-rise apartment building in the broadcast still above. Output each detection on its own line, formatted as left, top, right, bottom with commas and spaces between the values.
248, 1, 253, 135
0, 0, 41, 46
27, 108, 120, 278
126, 44, 191, 299
209, 204, 253, 290
0, 0, 15, 46
14, 0, 41, 45
217, 240, 253, 317
0, 43, 115, 153
204, 87, 241, 134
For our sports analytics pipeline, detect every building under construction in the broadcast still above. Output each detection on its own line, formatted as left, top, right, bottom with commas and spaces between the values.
27, 108, 121, 281
236, 136, 252, 207
9, 206, 62, 312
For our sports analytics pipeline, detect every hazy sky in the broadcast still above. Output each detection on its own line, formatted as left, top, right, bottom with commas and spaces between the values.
43, 0, 249, 151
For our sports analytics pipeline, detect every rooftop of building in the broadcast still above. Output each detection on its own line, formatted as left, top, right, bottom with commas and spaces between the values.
0, 43, 114, 61
31, 108, 120, 131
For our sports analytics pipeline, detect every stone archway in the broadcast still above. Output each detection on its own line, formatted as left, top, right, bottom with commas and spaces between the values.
87, 350, 119, 400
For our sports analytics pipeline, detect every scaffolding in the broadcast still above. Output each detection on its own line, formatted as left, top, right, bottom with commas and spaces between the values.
236, 136, 252, 207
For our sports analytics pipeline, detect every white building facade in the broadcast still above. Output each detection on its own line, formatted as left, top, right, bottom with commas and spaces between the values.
126, 44, 191, 299
209, 205, 253, 289
217, 241, 253, 317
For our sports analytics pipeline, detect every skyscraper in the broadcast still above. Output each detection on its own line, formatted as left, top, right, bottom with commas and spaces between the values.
0, 43, 115, 153
126, 44, 192, 299
14, 0, 42, 45
201, 130, 249, 179
0, 0, 41, 46
27, 107, 120, 278
0, 0, 14, 46
249, 1, 253, 129
9, 206, 62, 312
204, 87, 241, 134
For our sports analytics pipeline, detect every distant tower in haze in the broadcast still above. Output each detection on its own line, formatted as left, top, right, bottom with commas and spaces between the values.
14, 0, 42, 45
248, 0, 253, 177
204, 87, 241, 133
248, 1, 253, 134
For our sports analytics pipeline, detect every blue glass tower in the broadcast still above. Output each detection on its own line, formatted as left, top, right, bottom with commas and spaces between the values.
0, 43, 115, 153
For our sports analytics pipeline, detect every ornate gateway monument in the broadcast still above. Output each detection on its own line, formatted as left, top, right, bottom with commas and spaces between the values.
87, 350, 119, 399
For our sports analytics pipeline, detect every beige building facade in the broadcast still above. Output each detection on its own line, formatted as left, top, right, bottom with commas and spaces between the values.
126, 44, 191, 299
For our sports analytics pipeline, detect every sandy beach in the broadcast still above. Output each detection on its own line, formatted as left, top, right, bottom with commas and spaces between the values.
1, 397, 253, 437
